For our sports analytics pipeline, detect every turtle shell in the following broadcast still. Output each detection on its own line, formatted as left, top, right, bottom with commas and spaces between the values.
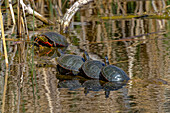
100, 65, 130, 82
81, 60, 105, 79
39, 32, 68, 47
57, 54, 85, 75
42, 32, 68, 47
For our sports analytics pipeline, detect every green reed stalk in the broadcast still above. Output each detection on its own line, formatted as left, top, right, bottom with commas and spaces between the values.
49, 0, 54, 20
31, 5, 39, 101
31, 5, 36, 100
112, 2, 118, 14
17, 0, 21, 37
129, 2, 135, 13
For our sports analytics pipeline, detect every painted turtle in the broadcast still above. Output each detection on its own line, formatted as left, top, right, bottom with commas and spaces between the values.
80, 51, 105, 79
100, 56, 130, 82
57, 53, 85, 75
34, 32, 69, 47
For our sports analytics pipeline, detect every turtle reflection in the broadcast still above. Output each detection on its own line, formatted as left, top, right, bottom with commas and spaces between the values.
58, 79, 128, 98
82, 80, 103, 95
58, 79, 82, 90
103, 81, 127, 98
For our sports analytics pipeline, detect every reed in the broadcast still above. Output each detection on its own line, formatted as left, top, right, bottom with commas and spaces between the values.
0, 4, 8, 68
0, 6, 9, 109
49, 0, 54, 20
31, 5, 39, 101
31, 4, 36, 100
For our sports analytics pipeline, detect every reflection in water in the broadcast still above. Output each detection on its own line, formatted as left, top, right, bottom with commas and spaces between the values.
163, 88, 170, 112
35, 67, 61, 113
83, 80, 102, 96
103, 81, 127, 98
58, 79, 130, 112
0, 0, 170, 113
58, 79, 129, 98
58, 79, 82, 90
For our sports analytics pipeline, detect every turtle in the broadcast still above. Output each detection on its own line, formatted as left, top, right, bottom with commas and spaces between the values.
57, 53, 85, 75
100, 56, 130, 82
80, 51, 105, 79
34, 32, 69, 47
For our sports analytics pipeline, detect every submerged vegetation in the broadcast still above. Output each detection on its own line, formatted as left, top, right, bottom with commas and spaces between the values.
0, 0, 170, 112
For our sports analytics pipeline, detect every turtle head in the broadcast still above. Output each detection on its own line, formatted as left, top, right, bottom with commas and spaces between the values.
33, 34, 46, 42
83, 51, 90, 61
104, 56, 110, 65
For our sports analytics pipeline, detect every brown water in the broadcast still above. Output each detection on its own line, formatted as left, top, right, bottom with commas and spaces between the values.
1, 0, 170, 113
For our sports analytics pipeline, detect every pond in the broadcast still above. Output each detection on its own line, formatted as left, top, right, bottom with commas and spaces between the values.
0, 0, 170, 113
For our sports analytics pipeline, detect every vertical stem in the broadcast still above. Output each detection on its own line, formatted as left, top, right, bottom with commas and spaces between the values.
49, 0, 53, 20
20, 0, 29, 39
58, 0, 62, 9
0, 7, 8, 68
6, 0, 11, 28
40, 0, 44, 14
17, 0, 21, 37
1, 5, 9, 111
9, 0, 16, 25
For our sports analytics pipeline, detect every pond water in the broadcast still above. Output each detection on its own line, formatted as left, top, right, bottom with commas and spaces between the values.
0, 0, 170, 113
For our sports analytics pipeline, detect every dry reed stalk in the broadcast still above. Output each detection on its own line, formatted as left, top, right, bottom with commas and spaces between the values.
21, 17, 26, 34
20, 1, 54, 25
58, 0, 62, 9
0, 7, 9, 68
0, 6, 9, 113
8, 0, 16, 32
20, 0, 29, 39
40, 0, 44, 14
